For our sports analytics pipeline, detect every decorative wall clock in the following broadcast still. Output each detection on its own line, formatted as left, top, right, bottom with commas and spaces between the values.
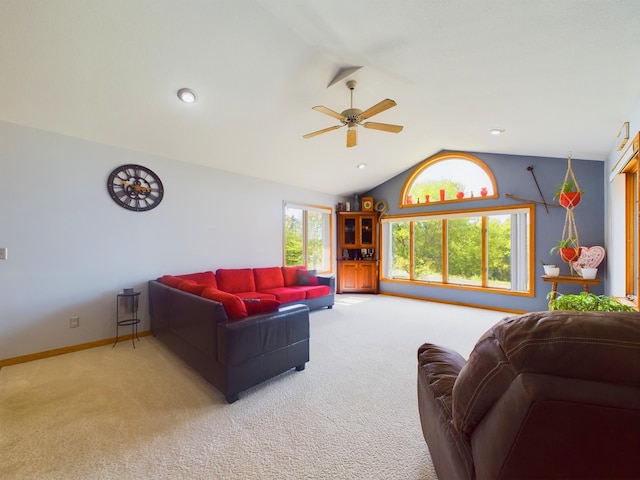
107, 164, 164, 212
361, 196, 374, 211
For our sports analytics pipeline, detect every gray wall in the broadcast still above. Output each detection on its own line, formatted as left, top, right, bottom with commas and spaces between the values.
366, 150, 605, 312
0, 121, 338, 360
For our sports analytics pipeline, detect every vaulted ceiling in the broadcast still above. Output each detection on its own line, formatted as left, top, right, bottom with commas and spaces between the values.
2, 1, 639, 196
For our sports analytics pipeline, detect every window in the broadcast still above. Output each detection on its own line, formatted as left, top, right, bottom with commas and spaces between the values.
283, 202, 332, 272
381, 205, 533, 294
400, 152, 498, 206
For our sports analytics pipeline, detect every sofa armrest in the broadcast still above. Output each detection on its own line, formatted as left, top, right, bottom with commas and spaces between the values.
217, 304, 310, 365
418, 343, 474, 480
418, 343, 466, 413
316, 275, 335, 293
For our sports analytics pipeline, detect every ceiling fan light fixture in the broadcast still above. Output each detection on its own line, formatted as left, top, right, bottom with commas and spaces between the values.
177, 88, 196, 103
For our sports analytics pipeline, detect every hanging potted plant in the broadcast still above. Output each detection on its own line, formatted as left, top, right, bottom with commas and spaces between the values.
550, 238, 582, 263
554, 180, 583, 208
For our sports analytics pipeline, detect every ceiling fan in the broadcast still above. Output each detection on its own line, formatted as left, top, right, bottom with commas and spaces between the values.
303, 80, 403, 148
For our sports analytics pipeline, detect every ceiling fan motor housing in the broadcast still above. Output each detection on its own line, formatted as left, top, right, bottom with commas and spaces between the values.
342, 108, 363, 125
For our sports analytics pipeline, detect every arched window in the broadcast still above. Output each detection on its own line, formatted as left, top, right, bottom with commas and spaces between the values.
400, 152, 498, 207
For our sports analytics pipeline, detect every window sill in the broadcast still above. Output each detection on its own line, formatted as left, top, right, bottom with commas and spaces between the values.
616, 296, 638, 311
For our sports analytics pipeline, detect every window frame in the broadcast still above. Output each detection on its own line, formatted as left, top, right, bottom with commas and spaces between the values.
623, 147, 639, 309
282, 201, 333, 273
400, 152, 499, 208
380, 204, 534, 296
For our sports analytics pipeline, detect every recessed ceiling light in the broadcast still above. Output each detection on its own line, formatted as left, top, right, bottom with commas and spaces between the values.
490, 128, 505, 135
357, 163, 367, 169
177, 88, 196, 103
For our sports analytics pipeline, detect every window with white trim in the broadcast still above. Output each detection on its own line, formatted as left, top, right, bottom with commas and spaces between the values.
283, 202, 332, 272
381, 205, 533, 294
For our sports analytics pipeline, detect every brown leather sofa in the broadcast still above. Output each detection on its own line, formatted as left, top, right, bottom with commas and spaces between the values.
417, 310, 640, 479
149, 280, 310, 403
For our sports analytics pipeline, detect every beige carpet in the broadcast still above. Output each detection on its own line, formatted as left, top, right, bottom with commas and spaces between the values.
0, 294, 508, 480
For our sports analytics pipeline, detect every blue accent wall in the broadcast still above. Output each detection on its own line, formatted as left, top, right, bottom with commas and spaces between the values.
366, 150, 605, 312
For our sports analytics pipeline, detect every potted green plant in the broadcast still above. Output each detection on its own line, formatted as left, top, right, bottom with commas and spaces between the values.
553, 180, 583, 208
547, 291, 635, 312
550, 238, 582, 263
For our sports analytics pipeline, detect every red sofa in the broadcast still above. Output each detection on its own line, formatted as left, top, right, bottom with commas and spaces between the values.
148, 266, 333, 402
157, 266, 334, 320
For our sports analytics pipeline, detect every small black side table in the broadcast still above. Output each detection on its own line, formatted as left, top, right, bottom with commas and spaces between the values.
113, 291, 140, 348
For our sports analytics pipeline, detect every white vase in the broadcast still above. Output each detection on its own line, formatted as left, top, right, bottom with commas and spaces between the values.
581, 268, 598, 279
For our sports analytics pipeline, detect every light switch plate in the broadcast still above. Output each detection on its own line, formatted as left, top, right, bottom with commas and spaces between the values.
0, 247, 7, 260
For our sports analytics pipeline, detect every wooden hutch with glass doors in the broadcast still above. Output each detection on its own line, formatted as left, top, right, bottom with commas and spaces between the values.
337, 211, 379, 293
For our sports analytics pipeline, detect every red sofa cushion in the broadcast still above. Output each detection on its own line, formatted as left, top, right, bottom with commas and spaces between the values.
175, 271, 217, 288
259, 287, 306, 304
282, 266, 305, 286
295, 285, 331, 299
254, 267, 285, 291
200, 287, 247, 320
180, 283, 209, 295
158, 275, 194, 289
235, 291, 277, 301
243, 299, 281, 316
215, 268, 256, 294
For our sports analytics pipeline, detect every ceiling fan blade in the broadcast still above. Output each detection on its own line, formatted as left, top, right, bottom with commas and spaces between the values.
312, 105, 346, 120
303, 125, 343, 139
359, 99, 397, 120
346, 128, 357, 148
363, 122, 403, 133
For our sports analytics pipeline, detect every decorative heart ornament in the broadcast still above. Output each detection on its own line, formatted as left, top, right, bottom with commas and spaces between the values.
572, 246, 605, 274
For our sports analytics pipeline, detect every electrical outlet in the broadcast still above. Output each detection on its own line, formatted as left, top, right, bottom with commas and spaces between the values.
70, 316, 79, 328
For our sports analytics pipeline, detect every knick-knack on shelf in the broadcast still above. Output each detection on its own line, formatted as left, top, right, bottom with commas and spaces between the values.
353, 193, 361, 211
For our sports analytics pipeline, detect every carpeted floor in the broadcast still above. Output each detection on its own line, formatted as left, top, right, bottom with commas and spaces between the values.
0, 294, 508, 479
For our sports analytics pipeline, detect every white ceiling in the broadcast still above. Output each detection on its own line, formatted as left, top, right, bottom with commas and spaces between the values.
2, 0, 639, 196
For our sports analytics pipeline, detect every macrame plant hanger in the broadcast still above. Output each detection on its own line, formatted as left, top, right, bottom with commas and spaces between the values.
559, 154, 581, 274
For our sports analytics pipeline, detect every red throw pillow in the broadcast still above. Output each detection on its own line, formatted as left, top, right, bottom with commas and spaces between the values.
201, 287, 248, 320
297, 269, 319, 286
243, 299, 281, 316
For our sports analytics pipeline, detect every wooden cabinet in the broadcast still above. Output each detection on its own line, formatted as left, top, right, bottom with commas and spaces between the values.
337, 212, 379, 293
338, 260, 378, 293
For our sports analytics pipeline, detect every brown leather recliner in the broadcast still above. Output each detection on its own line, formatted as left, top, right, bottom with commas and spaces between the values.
417, 311, 640, 479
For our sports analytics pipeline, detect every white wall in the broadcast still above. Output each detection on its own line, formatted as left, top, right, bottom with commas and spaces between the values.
0, 121, 338, 360
604, 97, 640, 296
